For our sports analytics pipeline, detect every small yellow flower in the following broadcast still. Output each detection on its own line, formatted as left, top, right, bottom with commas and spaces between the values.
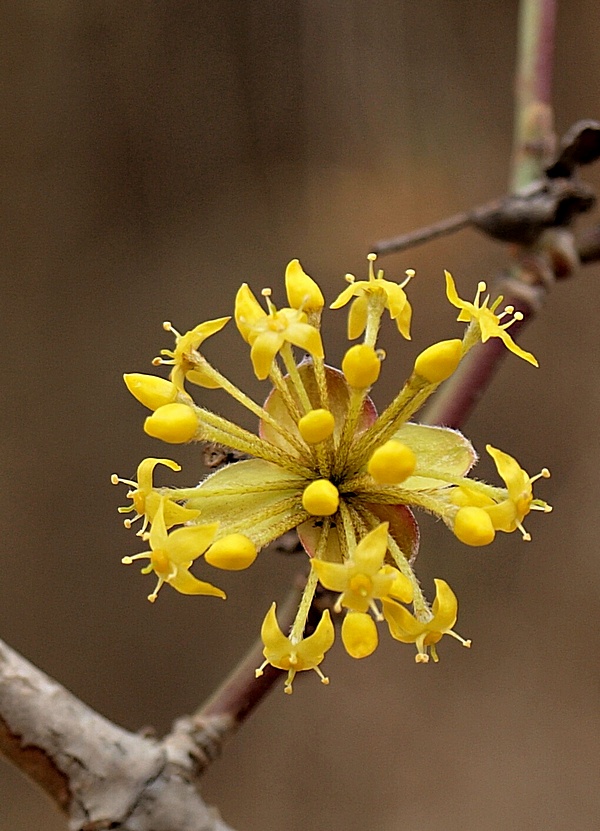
256, 602, 335, 694
445, 271, 538, 366
155, 317, 231, 391
450, 445, 551, 541
111, 457, 200, 535
382, 579, 471, 663
330, 253, 413, 340
484, 445, 551, 539
234, 283, 324, 380
121, 499, 224, 603
144, 402, 199, 443
311, 523, 413, 615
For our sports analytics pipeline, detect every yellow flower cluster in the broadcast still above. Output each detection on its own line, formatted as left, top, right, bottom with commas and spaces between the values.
113, 256, 551, 693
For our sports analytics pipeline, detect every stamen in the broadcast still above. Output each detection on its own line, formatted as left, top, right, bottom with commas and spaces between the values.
162, 321, 181, 338
344, 273, 356, 284
447, 630, 472, 648
261, 288, 276, 316
497, 304, 514, 317
399, 268, 415, 290
111, 474, 137, 487
147, 576, 164, 603
516, 521, 532, 541
284, 669, 297, 694
367, 252, 377, 281
314, 666, 330, 686
474, 281, 487, 307
369, 601, 384, 622
531, 468, 551, 484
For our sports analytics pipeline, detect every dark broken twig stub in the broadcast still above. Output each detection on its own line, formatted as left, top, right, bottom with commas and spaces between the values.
374, 119, 600, 257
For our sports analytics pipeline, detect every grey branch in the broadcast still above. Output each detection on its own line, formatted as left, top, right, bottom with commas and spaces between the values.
0, 638, 235, 831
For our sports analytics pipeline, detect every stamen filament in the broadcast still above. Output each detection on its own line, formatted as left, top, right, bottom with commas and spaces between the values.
195, 407, 314, 477
196, 360, 309, 458
269, 361, 304, 424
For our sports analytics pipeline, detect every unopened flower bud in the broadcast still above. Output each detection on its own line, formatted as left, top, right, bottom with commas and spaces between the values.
298, 409, 335, 444
205, 534, 258, 570
454, 506, 495, 546
342, 343, 381, 388
414, 339, 462, 383
368, 440, 416, 484
302, 479, 339, 516
144, 403, 199, 444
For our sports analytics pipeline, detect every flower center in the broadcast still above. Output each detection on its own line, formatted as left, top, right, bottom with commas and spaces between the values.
132, 491, 146, 513
349, 574, 373, 597
151, 549, 171, 576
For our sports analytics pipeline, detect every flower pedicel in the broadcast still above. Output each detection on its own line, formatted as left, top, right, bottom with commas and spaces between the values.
113, 255, 551, 693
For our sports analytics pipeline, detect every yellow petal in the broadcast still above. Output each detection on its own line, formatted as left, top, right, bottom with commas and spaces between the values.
347, 294, 369, 339
260, 603, 292, 658
296, 610, 335, 667
341, 612, 378, 659
166, 522, 219, 564
430, 579, 458, 631
124, 374, 178, 411
352, 523, 389, 574
250, 330, 283, 380
235, 283, 265, 343
285, 259, 324, 311
169, 568, 226, 598
311, 559, 349, 592
381, 598, 423, 642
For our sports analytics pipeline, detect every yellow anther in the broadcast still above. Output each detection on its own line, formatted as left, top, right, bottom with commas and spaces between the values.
414, 339, 463, 384
205, 534, 258, 571
454, 506, 496, 547
143, 403, 199, 444
367, 440, 417, 484
123, 374, 178, 411
298, 409, 335, 444
302, 479, 340, 516
342, 343, 381, 388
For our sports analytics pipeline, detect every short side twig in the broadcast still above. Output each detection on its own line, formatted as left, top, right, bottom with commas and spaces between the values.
0, 638, 235, 831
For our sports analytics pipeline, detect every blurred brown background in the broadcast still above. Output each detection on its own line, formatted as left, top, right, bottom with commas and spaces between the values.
2, 2, 599, 830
